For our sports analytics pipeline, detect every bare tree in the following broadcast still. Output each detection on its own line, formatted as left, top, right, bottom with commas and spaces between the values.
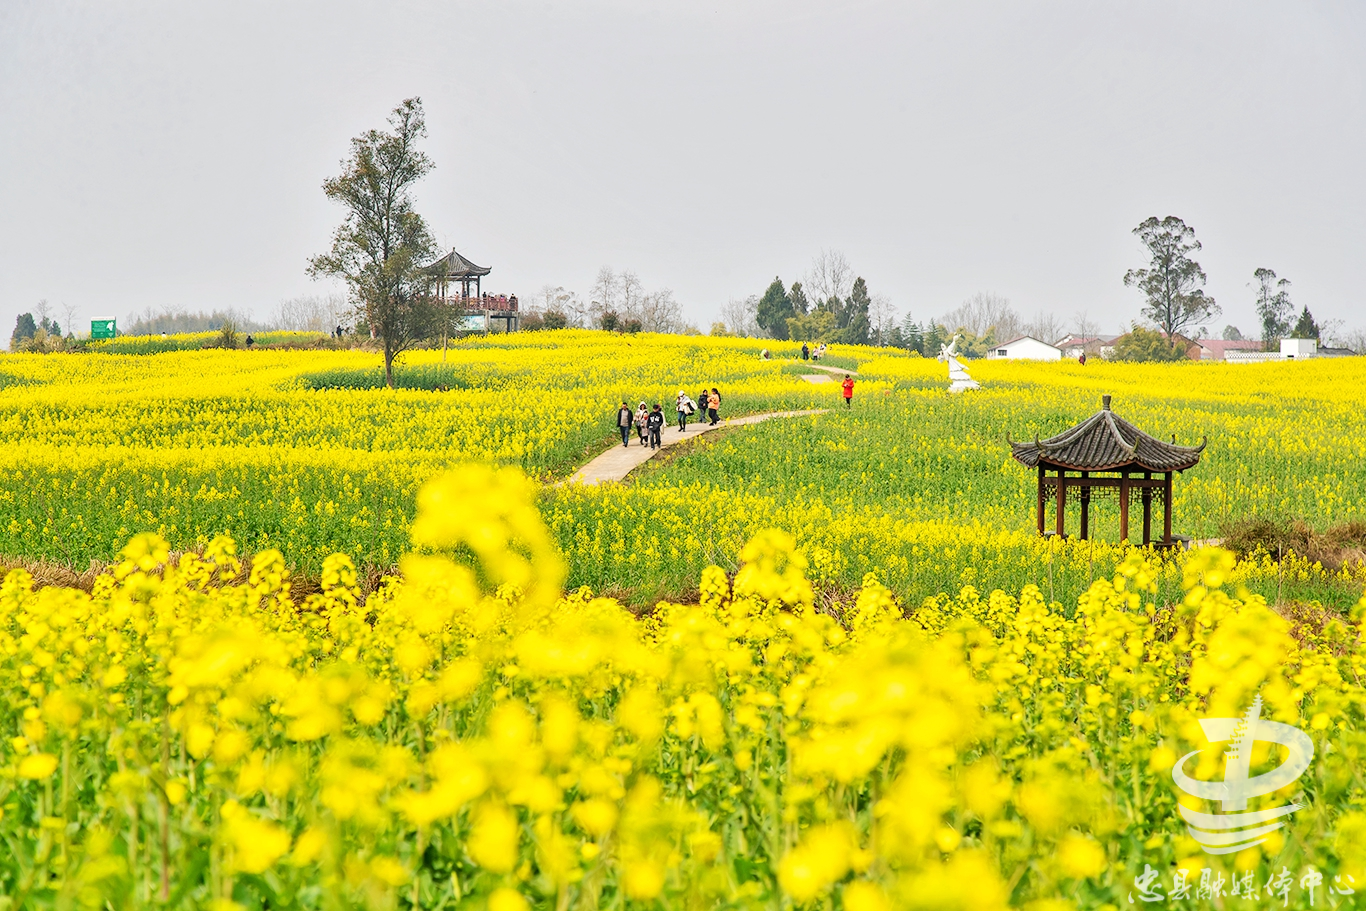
639, 288, 684, 333
533, 285, 580, 322
1317, 317, 1345, 347
870, 293, 898, 346
720, 295, 760, 337
61, 302, 79, 338
619, 270, 643, 321
1025, 311, 1066, 345
940, 292, 1021, 340
590, 267, 620, 326
272, 293, 350, 332
1334, 326, 1366, 354
805, 249, 854, 305
124, 307, 262, 335
1071, 310, 1101, 342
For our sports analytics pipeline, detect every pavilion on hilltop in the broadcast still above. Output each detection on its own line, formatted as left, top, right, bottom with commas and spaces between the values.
1009, 394, 1205, 546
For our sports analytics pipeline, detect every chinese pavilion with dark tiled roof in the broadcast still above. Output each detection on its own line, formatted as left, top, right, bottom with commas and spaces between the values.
427, 248, 492, 300
425, 248, 519, 334
1009, 394, 1205, 546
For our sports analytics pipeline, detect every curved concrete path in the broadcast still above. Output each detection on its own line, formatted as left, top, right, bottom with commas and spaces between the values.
799, 363, 859, 376
565, 410, 825, 486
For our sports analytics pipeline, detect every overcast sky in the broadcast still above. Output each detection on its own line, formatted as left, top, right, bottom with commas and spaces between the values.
2, 0, 1363, 340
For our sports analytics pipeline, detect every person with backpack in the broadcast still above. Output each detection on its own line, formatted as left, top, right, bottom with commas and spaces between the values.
676, 390, 693, 432
801, 342, 810, 361
647, 404, 665, 449
707, 387, 721, 425
634, 402, 650, 445
616, 401, 633, 447
841, 374, 855, 407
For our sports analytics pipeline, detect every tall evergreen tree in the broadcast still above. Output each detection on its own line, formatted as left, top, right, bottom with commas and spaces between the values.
10, 313, 36, 351
901, 318, 924, 355
843, 277, 872, 345
789, 281, 810, 316
923, 323, 948, 357
755, 277, 793, 340
1291, 306, 1320, 340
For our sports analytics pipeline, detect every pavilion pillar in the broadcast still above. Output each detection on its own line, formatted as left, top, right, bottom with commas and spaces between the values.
1079, 471, 1091, 540
1055, 469, 1066, 538
1037, 465, 1046, 535
1141, 471, 1153, 545
1163, 472, 1173, 545
1119, 470, 1130, 543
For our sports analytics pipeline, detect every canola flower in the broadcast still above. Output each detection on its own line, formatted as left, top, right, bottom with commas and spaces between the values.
547, 350, 1366, 606
2, 465, 1365, 909
3, 332, 1362, 611
0, 333, 844, 574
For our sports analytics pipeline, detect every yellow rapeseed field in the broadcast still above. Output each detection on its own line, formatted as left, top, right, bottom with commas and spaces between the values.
1, 333, 1364, 908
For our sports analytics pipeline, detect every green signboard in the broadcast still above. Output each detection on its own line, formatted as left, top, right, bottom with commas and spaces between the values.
91, 319, 116, 340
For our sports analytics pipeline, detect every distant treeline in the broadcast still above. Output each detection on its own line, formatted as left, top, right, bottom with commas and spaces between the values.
122, 295, 351, 336
122, 308, 266, 336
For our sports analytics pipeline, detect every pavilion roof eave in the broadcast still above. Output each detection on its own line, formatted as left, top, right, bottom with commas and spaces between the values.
1018, 451, 1202, 473
426, 248, 491, 279
1008, 397, 1207, 473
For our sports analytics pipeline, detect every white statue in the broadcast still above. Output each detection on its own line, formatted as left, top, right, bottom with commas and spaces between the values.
938, 334, 981, 393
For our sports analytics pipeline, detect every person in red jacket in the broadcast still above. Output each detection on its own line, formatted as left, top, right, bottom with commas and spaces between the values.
841, 374, 855, 407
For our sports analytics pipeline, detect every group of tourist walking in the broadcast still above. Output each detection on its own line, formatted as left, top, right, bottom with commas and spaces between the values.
616, 387, 722, 449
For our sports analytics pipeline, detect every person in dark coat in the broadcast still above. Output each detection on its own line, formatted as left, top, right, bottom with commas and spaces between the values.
647, 404, 665, 449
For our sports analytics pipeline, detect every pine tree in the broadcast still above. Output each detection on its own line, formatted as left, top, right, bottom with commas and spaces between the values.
923, 323, 948, 357
843, 278, 872, 345
756, 277, 794, 340
1291, 306, 1320, 340
904, 320, 924, 355
10, 313, 36, 351
900, 314, 923, 354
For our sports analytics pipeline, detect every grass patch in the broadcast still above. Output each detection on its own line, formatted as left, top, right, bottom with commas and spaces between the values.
0, 371, 37, 390
1220, 515, 1366, 572
88, 331, 328, 355
299, 364, 477, 391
